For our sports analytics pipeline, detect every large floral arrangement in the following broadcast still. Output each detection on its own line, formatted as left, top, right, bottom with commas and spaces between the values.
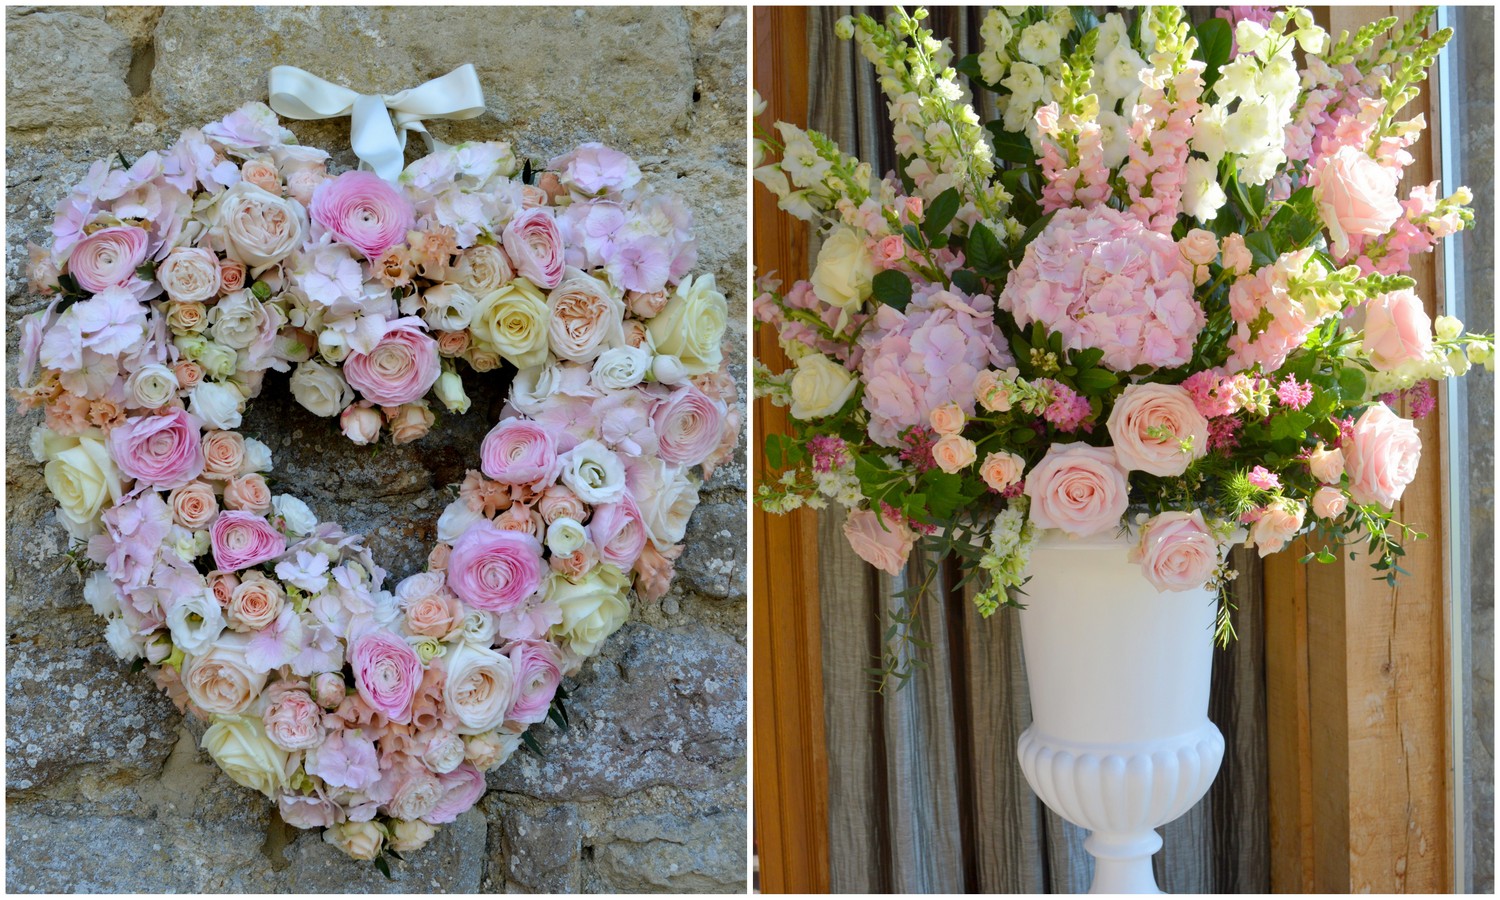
15, 102, 737, 861
753, 6, 1490, 678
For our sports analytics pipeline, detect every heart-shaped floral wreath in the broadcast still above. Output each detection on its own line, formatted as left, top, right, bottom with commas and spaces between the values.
14, 100, 738, 861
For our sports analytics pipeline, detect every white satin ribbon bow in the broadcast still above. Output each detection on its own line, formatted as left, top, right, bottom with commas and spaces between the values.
267, 64, 486, 183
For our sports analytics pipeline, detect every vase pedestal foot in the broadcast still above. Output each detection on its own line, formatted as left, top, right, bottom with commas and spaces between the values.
1084, 831, 1163, 894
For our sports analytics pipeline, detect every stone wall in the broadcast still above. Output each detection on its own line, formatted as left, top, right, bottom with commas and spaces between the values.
5, 7, 747, 893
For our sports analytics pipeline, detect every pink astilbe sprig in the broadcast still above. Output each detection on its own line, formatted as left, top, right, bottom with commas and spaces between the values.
806, 435, 850, 473
897, 426, 937, 474
1275, 375, 1314, 410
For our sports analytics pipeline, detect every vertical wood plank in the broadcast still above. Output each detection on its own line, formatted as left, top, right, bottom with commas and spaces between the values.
751, 7, 831, 894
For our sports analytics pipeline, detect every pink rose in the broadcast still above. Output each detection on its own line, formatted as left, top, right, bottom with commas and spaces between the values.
979, 451, 1025, 492
1130, 510, 1221, 592
110, 408, 205, 489
1179, 229, 1219, 267
1251, 500, 1306, 557
168, 480, 218, 529
627, 290, 670, 319
207, 570, 239, 607
547, 274, 625, 363
174, 360, 205, 390
349, 629, 424, 724
537, 484, 588, 524
309, 170, 415, 260
223, 473, 272, 514
1361, 289, 1432, 371
227, 571, 284, 631
397, 572, 461, 639
261, 683, 326, 751
157, 247, 222, 303
424, 763, 486, 824
654, 385, 726, 468
481, 419, 561, 491
589, 492, 649, 571
343, 319, 441, 406
872, 234, 907, 270
201, 430, 247, 479
506, 640, 563, 725
1106, 384, 1210, 477
340, 403, 382, 444
314, 672, 348, 709
68, 225, 149, 293
210, 510, 287, 571
447, 522, 546, 613
1023, 443, 1130, 537
1344, 403, 1422, 509
1306, 443, 1345, 484
218, 259, 247, 294
1312, 485, 1348, 520
1313, 146, 1403, 257
501, 208, 566, 289
842, 507, 915, 576
931, 434, 977, 474
928, 402, 965, 435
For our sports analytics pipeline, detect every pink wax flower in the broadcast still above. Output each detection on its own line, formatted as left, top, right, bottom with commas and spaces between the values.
67, 225, 150, 293
424, 763, 486, 824
1344, 403, 1422, 509
342, 318, 441, 406
446, 522, 546, 613
349, 629, 425, 725
589, 491, 649, 571
842, 506, 916, 576
210, 510, 287, 572
502, 208, 566, 289
1023, 442, 1130, 538
654, 385, 726, 469
1275, 375, 1314, 410
480, 419, 561, 491
109, 408, 205, 490
309, 170, 415, 260
506, 640, 563, 725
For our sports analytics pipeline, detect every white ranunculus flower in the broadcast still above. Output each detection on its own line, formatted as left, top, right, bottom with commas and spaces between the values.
125, 364, 179, 409
472, 279, 550, 369
167, 589, 227, 656
547, 565, 631, 659
42, 432, 123, 539
201, 714, 290, 796
560, 439, 627, 504
545, 517, 588, 556
422, 733, 466, 775
215, 181, 306, 268
509, 362, 563, 416
450, 244, 513, 296
443, 641, 517, 735
208, 290, 270, 350
808, 227, 874, 311
273, 494, 317, 536
646, 273, 728, 376
422, 283, 478, 332
592, 346, 651, 390
190, 381, 245, 430
105, 617, 143, 660
437, 498, 486, 543
433, 369, 471, 414
242, 437, 273, 473
83, 571, 123, 618
789, 353, 857, 419
289, 360, 354, 417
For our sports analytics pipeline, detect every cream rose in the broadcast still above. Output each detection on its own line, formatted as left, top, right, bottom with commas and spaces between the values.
1306, 443, 1345, 484
324, 820, 384, 861
547, 565, 631, 658
472, 279, 550, 368
788, 353, 857, 420
184, 634, 268, 715
1251, 500, 1306, 557
547, 271, 626, 363
1106, 383, 1210, 477
1312, 485, 1348, 520
443, 641, 517, 735
215, 181, 306, 268
169, 481, 219, 529
227, 572, 285, 632
41, 432, 124, 538
201, 714, 291, 796
158, 247, 222, 303
224, 473, 273, 514
810, 226, 875, 309
451, 243, 514, 295
646, 274, 728, 376
289, 360, 355, 417
1130, 510, 1222, 592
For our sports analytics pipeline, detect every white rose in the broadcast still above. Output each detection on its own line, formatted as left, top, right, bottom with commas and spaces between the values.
464, 727, 522, 771
273, 494, 317, 536
646, 273, 728, 376
433, 369, 471, 414
451, 244, 513, 295
242, 437, 273, 473
592, 346, 651, 390
509, 363, 562, 416
208, 290, 271, 350
323, 820, 384, 861
443, 641, 517, 735
215, 182, 306, 268
472, 279, 550, 368
167, 589, 227, 655
83, 571, 122, 618
789, 353, 857, 419
42, 433, 123, 539
104, 617, 143, 660
422, 733, 467, 775
422, 283, 478, 332
637, 462, 700, 548
125, 364, 180, 410
560, 439, 626, 504
202, 715, 289, 797
190, 381, 245, 430
157, 247, 222, 303
651, 353, 690, 386
458, 608, 499, 647
547, 566, 631, 659
545, 517, 588, 556
184, 634, 268, 715
437, 498, 486, 543
809, 227, 874, 310
289, 360, 354, 417
197, 341, 238, 380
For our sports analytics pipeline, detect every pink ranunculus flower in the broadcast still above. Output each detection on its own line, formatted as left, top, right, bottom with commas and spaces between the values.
109, 408, 205, 490
1344, 403, 1423, 509
309, 170, 415, 260
589, 491, 649, 571
1312, 485, 1349, 520
1023, 442, 1130, 538
506, 639, 563, 725
342, 318, 441, 406
842, 507, 915, 576
349, 629, 424, 725
1361, 289, 1433, 371
654, 385, 726, 468
1313, 146, 1403, 258
446, 522, 546, 613
210, 510, 287, 571
1129, 510, 1221, 593
501, 208, 566, 289
68, 225, 149, 293
480, 419, 561, 491
424, 763, 487, 824
1106, 383, 1210, 477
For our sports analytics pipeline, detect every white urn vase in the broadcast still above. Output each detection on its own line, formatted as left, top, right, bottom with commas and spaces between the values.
1016, 529, 1224, 894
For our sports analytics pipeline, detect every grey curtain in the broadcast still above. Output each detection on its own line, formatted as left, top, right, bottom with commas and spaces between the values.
806, 8, 1271, 892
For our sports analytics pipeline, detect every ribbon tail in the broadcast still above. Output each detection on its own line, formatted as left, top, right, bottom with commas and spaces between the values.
350, 94, 406, 183
267, 65, 359, 120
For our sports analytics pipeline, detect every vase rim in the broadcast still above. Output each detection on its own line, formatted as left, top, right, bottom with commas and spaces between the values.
1031, 524, 1250, 550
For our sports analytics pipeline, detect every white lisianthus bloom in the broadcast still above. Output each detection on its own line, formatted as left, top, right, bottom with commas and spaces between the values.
84, 571, 123, 618
560, 439, 627, 504
509, 362, 563, 415
289, 359, 354, 417
651, 354, 691, 386
126, 364, 179, 409
317, 328, 349, 364
545, 517, 588, 556
592, 346, 651, 390
167, 590, 227, 656
190, 381, 245, 430
272, 494, 317, 536
1017, 22, 1061, 66
1182, 158, 1228, 222
436, 498, 486, 543
422, 283, 478, 332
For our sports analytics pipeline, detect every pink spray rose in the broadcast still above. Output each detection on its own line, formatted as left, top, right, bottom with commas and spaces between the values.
1106, 383, 1210, 477
589, 491, 649, 571
654, 385, 726, 468
68, 225, 149, 293
261, 683, 326, 751
1130, 510, 1221, 593
341, 403, 382, 444
349, 629, 425, 725
1361, 289, 1433, 371
1306, 443, 1345, 484
1344, 403, 1423, 509
342, 319, 441, 406
424, 763, 487, 824
446, 523, 546, 613
210, 510, 287, 571
109, 408, 205, 490
1312, 485, 1349, 520
1251, 500, 1306, 557
480, 419, 561, 490
1313, 146, 1403, 257
979, 451, 1025, 492
1024, 443, 1130, 537
501, 208, 566, 289
842, 507, 916, 576
506, 640, 563, 725
309, 170, 415, 260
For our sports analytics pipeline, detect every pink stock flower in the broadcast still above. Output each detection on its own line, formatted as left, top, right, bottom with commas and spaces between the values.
1344, 403, 1422, 509
589, 491, 649, 571
506, 640, 563, 725
654, 385, 725, 469
210, 510, 287, 571
109, 408, 205, 489
842, 506, 916, 576
349, 629, 425, 725
309, 170, 415, 260
1023, 443, 1130, 537
502, 208, 566, 289
342, 318, 441, 406
480, 419, 561, 490
446, 522, 546, 613
67, 225, 149, 293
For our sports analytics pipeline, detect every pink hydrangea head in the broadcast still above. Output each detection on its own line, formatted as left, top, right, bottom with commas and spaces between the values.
480, 418, 561, 490
342, 319, 441, 406
548, 143, 642, 196
349, 629, 425, 725
210, 510, 287, 571
446, 522, 545, 613
309, 170, 415, 260
109, 408, 205, 489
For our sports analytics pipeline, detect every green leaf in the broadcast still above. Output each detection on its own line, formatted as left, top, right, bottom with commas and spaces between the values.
1074, 367, 1119, 395
1338, 366, 1367, 402
1270, 410, 1316, 440
521, 730, 546, 758
135, 260, 156, 281
1071, 347, 1105, 369
1195, 19, 1233, 89
966, 222, 1006, 277
922, 188, 961, 241
374, 856, 393, 880
950, 268, 984, 295
871, 269, 913, 311
1244, 231, 1279, 267
922, 471, 965, 519
764, 433, 785, 470
985, 123, 1039, 166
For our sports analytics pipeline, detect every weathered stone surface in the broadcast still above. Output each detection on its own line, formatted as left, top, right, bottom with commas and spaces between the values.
485, 798, 583, 892
592, 808, 746, 893
5, 9, 134, 130
675, 501, 749, 600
